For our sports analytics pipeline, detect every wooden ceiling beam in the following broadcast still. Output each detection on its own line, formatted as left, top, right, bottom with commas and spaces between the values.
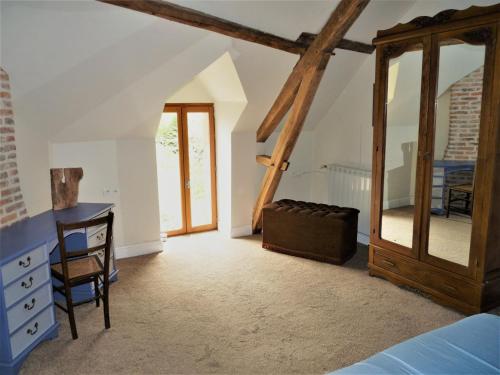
97, 0, 373, 56
256, 155, 290, 171
252, 53, 331, 232
296, 32, 375, 55
256, 0, 371, 143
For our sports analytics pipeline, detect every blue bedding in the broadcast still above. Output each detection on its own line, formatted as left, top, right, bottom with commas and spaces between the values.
330, 314, 500, 375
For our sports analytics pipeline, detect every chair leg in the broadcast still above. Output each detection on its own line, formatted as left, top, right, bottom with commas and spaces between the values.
465, 192, 471, 215
64, 286, 78, 340
103, 282, 110, 329
94, 278, 100, 307
446, 188, 452, 218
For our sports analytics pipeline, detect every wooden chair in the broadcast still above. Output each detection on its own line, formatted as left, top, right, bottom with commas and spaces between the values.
51, 212, 114, 340
446, 168, 475, 218
446, 184, 474, 217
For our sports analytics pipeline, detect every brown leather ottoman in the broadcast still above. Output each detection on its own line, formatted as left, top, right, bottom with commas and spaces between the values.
262, 199, 359, 265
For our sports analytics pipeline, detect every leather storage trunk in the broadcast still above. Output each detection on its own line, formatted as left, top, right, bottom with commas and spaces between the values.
262, 200, 359, 265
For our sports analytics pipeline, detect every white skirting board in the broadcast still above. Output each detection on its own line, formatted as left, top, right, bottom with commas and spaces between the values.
231, 225, 253, 238
357, 232, 370, 245
115, 240, 163, 259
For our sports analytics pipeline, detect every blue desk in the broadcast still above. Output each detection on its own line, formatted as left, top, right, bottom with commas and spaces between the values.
0, 203, 117, 375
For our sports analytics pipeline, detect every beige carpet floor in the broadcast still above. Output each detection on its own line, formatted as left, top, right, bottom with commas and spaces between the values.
20, 232, 499, 374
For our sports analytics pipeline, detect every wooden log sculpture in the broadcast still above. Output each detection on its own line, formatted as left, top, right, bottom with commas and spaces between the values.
50, 168, 83, 210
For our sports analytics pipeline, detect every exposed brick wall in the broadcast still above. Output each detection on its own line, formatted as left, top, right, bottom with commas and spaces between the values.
444, 66, 483, 161
1, 68, 28, 228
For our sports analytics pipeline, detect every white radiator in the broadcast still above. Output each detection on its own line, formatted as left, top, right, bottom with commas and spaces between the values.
327, 164, 372, 243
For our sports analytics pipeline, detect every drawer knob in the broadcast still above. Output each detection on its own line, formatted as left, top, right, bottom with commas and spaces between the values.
27, 322, 39, 336
18, 256, 31, 268
24, 298, 36, 311
21, 277, 34, 289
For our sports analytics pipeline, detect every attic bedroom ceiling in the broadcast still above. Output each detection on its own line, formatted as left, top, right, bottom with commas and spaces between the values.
0, 0, 414, 143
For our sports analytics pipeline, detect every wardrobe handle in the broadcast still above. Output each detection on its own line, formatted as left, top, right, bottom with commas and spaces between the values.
27, 322, 38, 336
381, 259, 396, 267
442, 283, 457, 292
21, 277, 34, 289
24, 298, 36, 311
19, 256, 31, 268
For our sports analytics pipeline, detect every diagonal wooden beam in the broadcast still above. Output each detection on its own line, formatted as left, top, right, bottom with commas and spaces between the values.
296, 32, 375, 55
252, 53, 331, 232
97, 0, 372, 56
256, 0, 371, 143
256, 155, 290, 171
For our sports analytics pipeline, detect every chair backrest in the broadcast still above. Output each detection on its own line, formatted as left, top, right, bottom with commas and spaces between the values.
56, 211, 114, 282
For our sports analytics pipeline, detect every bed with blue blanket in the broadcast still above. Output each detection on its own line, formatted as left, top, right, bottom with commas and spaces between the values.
330, 314, 500, 375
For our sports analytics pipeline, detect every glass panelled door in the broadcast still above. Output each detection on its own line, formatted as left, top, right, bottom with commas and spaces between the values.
182, 106, 217, 232
156, 104, 217, 236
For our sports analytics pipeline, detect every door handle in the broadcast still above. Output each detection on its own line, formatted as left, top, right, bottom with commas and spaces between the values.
185, 180, 190, 189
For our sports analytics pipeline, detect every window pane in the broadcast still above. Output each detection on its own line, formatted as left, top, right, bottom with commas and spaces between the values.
156, 112, 183, 233
186, 112, 213, 228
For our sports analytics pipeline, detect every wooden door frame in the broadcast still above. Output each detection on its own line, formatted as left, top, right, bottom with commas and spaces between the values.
163, 103, 217, 236
180, 103, 218, 234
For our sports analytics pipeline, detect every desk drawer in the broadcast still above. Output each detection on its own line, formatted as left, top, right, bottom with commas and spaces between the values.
87, 225, 108, 248
4, 265, 51, 308
7, 283, 52, 334
10, 306, 54, 359
1, 245, 48, 286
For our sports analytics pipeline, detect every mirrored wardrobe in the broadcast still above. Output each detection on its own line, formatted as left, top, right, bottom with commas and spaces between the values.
370, 4, 500, 314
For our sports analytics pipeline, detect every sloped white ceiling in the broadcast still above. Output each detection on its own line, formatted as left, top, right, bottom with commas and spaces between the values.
1, 0, 415, 142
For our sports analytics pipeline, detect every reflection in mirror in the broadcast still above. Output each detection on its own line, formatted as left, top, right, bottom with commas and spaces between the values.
428, 42, 485, 266
381, 45, 422, 248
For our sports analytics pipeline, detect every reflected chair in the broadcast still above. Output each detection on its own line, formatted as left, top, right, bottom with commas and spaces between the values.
446, 174, 474, 218
51, 212, 114, 339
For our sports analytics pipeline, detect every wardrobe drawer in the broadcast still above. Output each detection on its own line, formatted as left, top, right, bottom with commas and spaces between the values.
423, 270, 478, 304
1, 245, 48, 286
373, 251, 409, 275
10, 306, 54, 359
4, 265, 51, 308
373, 249, 479, 304
7, 283, 52, 334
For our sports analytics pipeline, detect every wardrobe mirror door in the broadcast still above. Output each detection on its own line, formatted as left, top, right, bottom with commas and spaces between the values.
380, 45, 423, 248
427, 40, 485, 266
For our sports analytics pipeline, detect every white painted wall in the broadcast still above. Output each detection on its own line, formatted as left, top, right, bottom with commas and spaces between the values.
116, 139, 161, 249
231, 131, 257, 236
50, 141, 123, 244
49, 139, 162, 256
164, 53, 247, 237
